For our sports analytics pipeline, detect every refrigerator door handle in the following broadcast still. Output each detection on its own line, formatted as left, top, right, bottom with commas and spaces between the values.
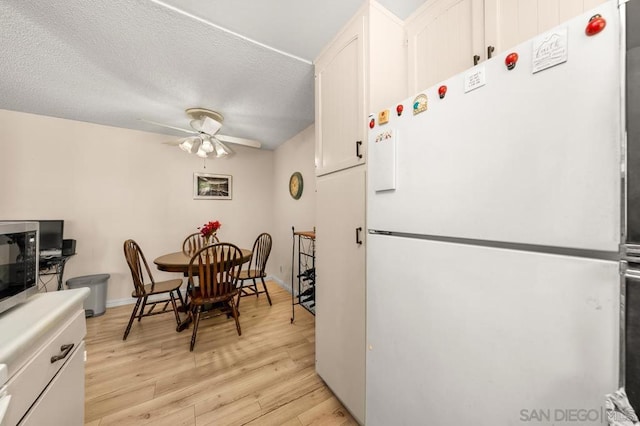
623, 261, 640, 281
626, 268, 640, 281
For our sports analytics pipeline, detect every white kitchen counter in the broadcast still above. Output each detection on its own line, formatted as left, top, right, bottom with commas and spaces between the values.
0, 288, 89, 381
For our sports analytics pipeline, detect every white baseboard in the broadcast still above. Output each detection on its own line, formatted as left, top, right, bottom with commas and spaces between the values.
106, 278, 291, 308
106, 297, 136, 308
268, 275, 292, 293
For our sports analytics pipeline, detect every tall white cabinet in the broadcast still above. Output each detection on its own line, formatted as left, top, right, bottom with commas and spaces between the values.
316, 167, 366, 420
313, 1, 406, 423
406, 0, 607, 93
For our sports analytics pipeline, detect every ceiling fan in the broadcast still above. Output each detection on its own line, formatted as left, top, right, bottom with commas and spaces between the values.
144, 108, 261, 159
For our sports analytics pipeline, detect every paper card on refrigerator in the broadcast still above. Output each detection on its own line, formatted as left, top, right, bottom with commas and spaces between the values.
372, 128, 396, 192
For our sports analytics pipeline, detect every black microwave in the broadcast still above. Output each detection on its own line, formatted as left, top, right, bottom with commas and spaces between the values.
0, 222, 38, 315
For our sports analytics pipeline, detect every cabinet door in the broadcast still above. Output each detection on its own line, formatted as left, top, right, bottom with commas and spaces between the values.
19, 341, 85, 426
315, 166, 366, 423
314, 16, 365, 176
484, 0, 608, 55
407, 0, 485, 93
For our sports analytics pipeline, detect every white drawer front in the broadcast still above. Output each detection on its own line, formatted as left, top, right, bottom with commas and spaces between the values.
18, 341, 85, 426
3, 309, 85, 426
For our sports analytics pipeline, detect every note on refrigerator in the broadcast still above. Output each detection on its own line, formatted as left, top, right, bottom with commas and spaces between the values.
372, 129, 396, 192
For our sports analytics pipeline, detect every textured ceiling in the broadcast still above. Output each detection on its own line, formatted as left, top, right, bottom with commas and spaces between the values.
0, 0, 425, 150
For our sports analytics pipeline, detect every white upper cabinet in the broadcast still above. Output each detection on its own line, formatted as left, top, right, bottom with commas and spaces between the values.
315, 16, 365, 176
314, 1, 406, 177
407, 0, 607, 93
485, 0, 608, 56
407, 0, 485, 94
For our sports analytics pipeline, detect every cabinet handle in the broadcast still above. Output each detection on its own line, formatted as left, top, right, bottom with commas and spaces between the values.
487, 45, 495, 59
473, 55, 480, 66
356, 141, 363, 159
50, 343, 74, 363
356, 227, 363, 245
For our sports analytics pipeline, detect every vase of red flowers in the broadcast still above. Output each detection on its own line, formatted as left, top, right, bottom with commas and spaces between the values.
198, 220, 221, 245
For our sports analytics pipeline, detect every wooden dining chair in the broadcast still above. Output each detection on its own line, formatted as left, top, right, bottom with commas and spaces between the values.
182, 232, 219, 256
186, 242, 243, 351
180, 232, 220, 306
233, 233, 272, 307
122, 239, 183, 340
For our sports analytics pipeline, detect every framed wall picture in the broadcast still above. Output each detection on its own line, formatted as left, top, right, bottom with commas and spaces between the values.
193, 173, 232, 200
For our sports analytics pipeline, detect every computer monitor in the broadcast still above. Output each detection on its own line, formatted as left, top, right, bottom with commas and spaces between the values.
0, 220, 65, 256
38, 220, 64, 254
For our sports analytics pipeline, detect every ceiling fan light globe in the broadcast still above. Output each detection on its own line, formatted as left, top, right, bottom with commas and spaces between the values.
212, 139, 230, 157
201, 139, 214, 153
196, 147, 208, 158
179, 139, 194, 152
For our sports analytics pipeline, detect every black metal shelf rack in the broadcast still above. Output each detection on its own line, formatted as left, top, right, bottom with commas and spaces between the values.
291, 227, 315, 323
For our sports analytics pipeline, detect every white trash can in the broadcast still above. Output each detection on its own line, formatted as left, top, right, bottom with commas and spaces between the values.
66, 274, 110, 317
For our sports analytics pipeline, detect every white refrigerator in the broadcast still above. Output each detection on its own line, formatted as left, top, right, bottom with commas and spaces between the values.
366, 1, 629, 424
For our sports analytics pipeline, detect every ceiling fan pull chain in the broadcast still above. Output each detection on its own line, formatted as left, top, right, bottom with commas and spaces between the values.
203, 157, 207, 169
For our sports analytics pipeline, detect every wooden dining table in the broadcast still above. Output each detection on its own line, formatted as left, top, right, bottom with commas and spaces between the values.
153, 248, 253, 331
153, 248, 252, 274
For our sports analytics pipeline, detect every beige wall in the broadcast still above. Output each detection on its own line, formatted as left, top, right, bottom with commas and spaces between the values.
0, 109, 280, 304
271, 125, 316, 291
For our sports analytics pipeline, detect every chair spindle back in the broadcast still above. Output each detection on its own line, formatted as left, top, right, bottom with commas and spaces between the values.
123, 239, 156, 296
188, 243, 242, 300
246, 233, 272, 275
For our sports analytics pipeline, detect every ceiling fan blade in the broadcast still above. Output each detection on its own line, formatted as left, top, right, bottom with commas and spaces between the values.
198, 116, 222, 135
139, 119, 197, 135
216, 134, 261, 149
163, 135, 196, 146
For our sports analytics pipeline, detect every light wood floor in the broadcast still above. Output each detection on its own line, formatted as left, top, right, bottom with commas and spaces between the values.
84, 281, 357, 426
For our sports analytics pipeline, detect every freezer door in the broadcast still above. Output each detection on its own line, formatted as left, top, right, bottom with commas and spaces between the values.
368, 0, 622, 252
367, 234, 619, 426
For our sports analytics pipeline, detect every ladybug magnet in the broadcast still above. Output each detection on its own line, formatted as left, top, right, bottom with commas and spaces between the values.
585, 14, 606, 36
396, 104, 404, 116
438, 85, 447, 99
505, 52, 519, 70
368, 114, 375, 129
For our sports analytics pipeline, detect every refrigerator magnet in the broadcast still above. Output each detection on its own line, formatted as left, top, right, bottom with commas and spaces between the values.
378, 109, 390, 125
438, 85, 447, 99
413, 94, 428, 115
532, 28, 568, 74
505, 52, 519, 70
464, 66, 486, 93
585, 14, 606, 36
